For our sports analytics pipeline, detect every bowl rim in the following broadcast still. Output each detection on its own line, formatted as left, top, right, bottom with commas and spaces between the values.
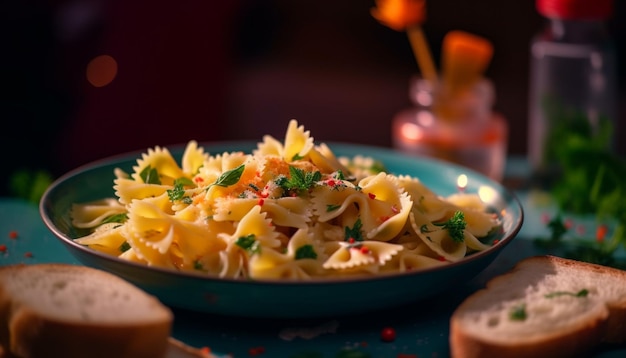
39, 140, 524, 287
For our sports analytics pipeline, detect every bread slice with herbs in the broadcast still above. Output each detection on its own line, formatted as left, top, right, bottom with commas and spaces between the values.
450, 255, 626, 358
0, 263, 175, 358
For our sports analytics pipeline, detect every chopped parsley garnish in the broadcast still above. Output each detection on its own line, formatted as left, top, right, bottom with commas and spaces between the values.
509, 304, 527, 321
295, 244, 318, 260
292, 153, 304, 161
235, 234, 260, 254
119, 241, 131, 253
345, 218, 364, 242
139, 165, 161, 184
193, 260, 203, 270
545, 289, 589, 298
206, 164, 245, 191
435, 211, 466, 243
276, 166, 321, 195
326, 204, 341, 212
335, 170, 346, 180
101, 213, 128, 225
167, 178, 195, 203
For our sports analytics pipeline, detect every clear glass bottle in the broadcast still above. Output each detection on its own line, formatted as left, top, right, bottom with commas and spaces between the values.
528, 0, 617, 182
392, 76, 508, 181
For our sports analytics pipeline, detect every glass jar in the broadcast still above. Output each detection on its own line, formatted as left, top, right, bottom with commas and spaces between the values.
528, 0, 617, 182
392, 76, 508, 181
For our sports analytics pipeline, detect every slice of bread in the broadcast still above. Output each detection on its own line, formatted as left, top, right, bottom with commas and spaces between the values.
450, 255, 626, 358
0, 263, 174, 358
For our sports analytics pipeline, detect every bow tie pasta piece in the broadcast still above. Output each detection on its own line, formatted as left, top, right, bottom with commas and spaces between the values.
125, 194, 228, 269
383, 243, 447, 273
213, 197, 312, 230
114, 175, 174, 206
70, 198, 126, 229
180, 140, 209, 176
283, 119, 315, 162
323, 240, 403, 272
74, 223, 127, 257
311, 173, 411, 242
130, 146, 186, 186
409, 210, 467, 262
307, 143, 351, 174
217, 205, 281, 251
248, 228, 326, 279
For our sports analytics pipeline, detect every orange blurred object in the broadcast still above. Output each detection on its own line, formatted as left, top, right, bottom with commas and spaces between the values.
86, 55, 118, 88
370, 0, 426, 31
371, 0, 437, 82
441, 30, 494, 94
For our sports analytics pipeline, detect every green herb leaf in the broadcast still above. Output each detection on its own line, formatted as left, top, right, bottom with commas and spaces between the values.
326, 204, 341, 212
509, 304, 527, 321
295, 244, 318, 260
235, 234, 260, 254
276, 166, 321, 194
545, 289, 589, 298
214, 164, 245, 187
139, 165, 161, 184
167, 182, 187, 202
435, 211, 466, 243
206, 164, 245, 191
344, 218, 364, 242
101, 213, 128, 225
119, 241, 131, 253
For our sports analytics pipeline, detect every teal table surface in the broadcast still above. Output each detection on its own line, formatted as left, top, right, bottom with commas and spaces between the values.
2, 157, 625, 358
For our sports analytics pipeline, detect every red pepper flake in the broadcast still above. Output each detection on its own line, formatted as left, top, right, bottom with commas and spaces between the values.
391, 205, 399, 214
360, 246, 370, 254
258, 199, 265, 206
380, 216, 390, 223
348, 238, 355, 244
492, 239, 500, 245
327, 179, 336, 187
248, 346, 265, 356
437, 256, 446, 262
0, 244, 7, 253
564, 218, 573, 229
24, 252, 33, 258
368, 193, 376, 200
397, 354, 417, 358
194, 177, 204, 183
380, 327, 396, 342
9, 231, 18, 239
596, 224, 608, 243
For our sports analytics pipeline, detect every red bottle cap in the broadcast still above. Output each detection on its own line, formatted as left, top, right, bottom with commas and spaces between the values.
536, 0, 613, 20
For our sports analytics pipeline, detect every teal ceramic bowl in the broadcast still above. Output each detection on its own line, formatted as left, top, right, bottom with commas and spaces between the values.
40, 142, 523, 318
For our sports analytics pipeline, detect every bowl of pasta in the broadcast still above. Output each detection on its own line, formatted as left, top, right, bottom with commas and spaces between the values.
40, 120, 523, 318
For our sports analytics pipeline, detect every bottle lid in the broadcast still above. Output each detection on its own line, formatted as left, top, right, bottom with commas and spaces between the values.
536, 0, 613, 20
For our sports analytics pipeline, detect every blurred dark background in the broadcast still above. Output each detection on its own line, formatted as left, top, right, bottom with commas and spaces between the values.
2, 0, 625, 197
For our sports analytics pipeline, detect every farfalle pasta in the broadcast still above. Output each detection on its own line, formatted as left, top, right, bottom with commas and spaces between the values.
71, 119, 501, 280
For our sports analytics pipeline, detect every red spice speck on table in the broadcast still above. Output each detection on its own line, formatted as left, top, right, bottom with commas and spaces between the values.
596, 224, 608, 242
24, 252, 33, 258
380, 327, 396, 342
0, 244, 7, 253
248, 346, 265, 356
8, 231, 18, 239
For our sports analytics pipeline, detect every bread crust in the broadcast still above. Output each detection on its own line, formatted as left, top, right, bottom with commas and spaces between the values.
449, 255, 626, 358
0, 264, 173, 358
